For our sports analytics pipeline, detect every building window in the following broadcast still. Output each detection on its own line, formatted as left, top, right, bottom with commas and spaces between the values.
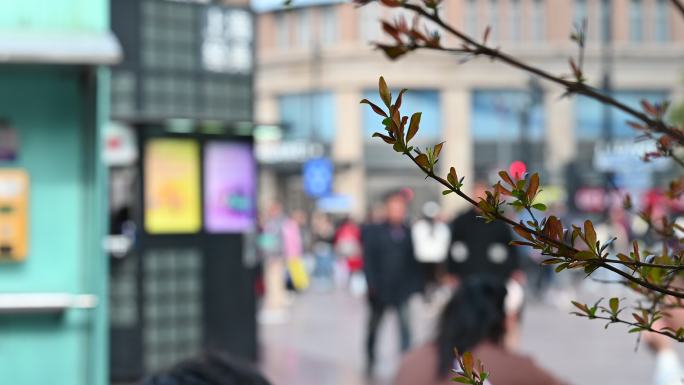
574, 90, 667, 140
488, 0, 499, 41
363, 90, 441, 142
320, 6, 338, 44
574, 0, 587, 29
510, 0, 521, 41
276, 12, 288, 49
298, 9, 311, 48
465, 0, 477, 37
471, 90, 545, 177
531, 0, 545, 41
655, 0, 669, 42
278, 92, 336, 142
629, 0, 643, 42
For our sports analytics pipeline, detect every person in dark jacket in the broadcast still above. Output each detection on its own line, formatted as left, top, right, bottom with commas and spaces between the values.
447, 182, 521, 285
362, 190, 423, 376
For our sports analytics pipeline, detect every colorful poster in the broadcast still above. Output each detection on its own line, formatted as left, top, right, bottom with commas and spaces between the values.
144, 139, 201, 234
204, 142, 256, 233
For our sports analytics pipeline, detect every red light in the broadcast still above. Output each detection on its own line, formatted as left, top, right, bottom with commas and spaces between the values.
509, 160, 527, 179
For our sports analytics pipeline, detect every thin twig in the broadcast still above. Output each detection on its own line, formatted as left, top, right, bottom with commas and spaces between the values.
398, 2, 684, 145
404, 151, 684, 299
671, 0, 684, 19
576, 314, 684, 342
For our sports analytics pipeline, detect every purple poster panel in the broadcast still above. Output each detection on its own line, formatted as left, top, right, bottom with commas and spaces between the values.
204, 142, 256, 233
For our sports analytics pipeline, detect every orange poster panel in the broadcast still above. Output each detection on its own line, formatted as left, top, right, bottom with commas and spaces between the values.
0, 169, 29, 261
144, 139, 201, 234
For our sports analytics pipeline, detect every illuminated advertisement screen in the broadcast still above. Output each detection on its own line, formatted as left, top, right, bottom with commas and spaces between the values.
144, 139, 201, 234
204, 141, 256, 233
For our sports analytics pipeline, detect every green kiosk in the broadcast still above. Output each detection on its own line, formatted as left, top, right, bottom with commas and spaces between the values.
0, 1, 120, 384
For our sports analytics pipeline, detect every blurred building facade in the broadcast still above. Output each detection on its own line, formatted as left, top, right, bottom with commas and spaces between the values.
254, 0, 684, 218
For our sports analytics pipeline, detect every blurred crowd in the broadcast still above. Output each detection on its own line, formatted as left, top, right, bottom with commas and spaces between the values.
139, 182, 684, 385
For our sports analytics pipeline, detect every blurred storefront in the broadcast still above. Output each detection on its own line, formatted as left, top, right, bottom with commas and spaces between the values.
108, 0, 257, 382
253, 0, 684, 218
0, 1, 120, 385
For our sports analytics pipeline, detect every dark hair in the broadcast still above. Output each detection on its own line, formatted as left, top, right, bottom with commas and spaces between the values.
139, 352, 272, 385
435, 276, 508, 376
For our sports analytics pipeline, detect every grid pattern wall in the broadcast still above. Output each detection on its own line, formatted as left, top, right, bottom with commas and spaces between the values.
110, 256, 139, 328
111, 70, 137, 119
132, 0, 254, 121
143, 249, 203, 373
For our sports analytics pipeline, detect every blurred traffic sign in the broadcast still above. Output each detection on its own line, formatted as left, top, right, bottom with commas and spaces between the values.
303, 157, 333, 198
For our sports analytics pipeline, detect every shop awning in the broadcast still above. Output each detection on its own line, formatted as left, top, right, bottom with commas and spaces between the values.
0, 31, 122, 65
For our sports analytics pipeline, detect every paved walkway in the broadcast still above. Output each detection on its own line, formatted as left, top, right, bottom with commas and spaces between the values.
260, 286, 681, 385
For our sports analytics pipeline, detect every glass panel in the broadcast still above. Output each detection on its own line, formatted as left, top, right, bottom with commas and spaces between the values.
575, 90, 668, 140
279, 92, 336, 142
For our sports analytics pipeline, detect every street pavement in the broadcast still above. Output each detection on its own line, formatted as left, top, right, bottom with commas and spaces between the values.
259, 285, 680, 385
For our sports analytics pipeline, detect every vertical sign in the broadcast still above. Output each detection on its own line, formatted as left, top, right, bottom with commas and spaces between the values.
204, 142, 256, 233
144, 139, 201, 234
0, 169, 29, 261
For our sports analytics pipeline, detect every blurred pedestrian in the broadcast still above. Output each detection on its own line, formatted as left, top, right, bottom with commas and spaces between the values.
447, 182, 522, 286
139, 352, 272, 385
395, 277, 569, 385
311, 211, 336, 290
258, 202, 302, 323
643, 276, 684, 385
363, 190, 423, 376
333, 216, 365, 295
411, 201, 450, 303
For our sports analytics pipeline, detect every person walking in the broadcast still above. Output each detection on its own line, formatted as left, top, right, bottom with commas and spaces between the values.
395, 277, 570, 385
411, 201, 450, 302
362, 190, 423, 376
447, 182, 522, 286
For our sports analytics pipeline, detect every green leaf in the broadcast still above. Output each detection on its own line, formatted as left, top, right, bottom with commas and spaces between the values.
442, 189, 453, 195
393, 140, 405, 153
379, 76, 391, 108
406, 112, 421, 143
575, 250, 595, 260
452, 377, 472, 384
532, 203, 547, 211
628, 327, 643, 333
609, 297, 619, 314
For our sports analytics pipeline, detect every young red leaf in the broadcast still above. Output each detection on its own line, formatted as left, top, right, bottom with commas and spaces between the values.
406, 112, 421, 143
360, 99, 387, 117
584, 220, 596, 249
415, 153, 430, 169
372, 132, 396, 144
395, 88, 408, 110
379, 76, 391, 108
527, 173, 539, 201
433, 141, 445, 158
499, 171, 514, 187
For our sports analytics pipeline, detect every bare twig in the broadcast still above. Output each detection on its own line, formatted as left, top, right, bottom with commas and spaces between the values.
672, 0, 684, 19
395, 2, 684, 145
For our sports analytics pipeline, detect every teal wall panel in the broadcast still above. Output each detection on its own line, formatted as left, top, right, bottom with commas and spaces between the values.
0, 0, 108, 32
0, 66, 104, 385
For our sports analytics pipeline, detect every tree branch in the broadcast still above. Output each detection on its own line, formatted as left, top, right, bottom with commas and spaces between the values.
397, 2, 684, 145
672, 0, 684, 19
403, 151, 684, 299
